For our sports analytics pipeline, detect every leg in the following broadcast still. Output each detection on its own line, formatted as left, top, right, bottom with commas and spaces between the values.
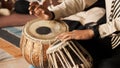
97, 54, 120, 68
95, 44, 120, 68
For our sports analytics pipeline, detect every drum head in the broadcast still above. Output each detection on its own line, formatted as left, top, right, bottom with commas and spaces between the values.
24, 19, 69, 41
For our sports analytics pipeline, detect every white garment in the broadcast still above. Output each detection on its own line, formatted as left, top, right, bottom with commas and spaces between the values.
27, 0, 39, 2
99, 0, 120, 38
50, 0, 97, 19
63, 7, 105, 25
49, 0, 105, 25
50, 0, 120, 38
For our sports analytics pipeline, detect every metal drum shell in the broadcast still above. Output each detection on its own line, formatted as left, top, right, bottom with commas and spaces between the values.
46, 40, 93, 68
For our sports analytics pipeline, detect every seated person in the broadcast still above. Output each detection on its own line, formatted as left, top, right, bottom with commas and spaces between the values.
0, 0, 62, 28
0, 0, 37, 28
28, 0, 108, 68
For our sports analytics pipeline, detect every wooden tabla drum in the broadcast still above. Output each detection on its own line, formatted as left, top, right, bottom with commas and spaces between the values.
20, 19, 69, 68
46, 40, 93, 68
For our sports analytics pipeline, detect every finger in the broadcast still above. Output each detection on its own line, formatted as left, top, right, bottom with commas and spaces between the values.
29, 11, 35, 15
29, 3, 42, 15
42, 1, 50, 9
55, 35, 62, 40
58, 34, 72, 42
34, 6, 45, 14
29, 6, 36, 15
29, 4, 39, 10
29, 1, 39, 6
34, 5, 43, 12
29, 2, 39, 11
61, 34, 69, 40
34, 10, 43, 16
56, 33, 67, 39
63, 36, 71, 42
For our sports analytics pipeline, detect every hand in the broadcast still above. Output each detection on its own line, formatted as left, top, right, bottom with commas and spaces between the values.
29, 1, 53, 20
56, 29, 94, 42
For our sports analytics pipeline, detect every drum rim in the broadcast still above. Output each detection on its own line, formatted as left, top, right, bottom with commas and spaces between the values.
22, 19, 69, 42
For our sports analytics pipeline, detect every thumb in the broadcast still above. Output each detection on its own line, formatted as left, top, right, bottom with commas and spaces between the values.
42, 0, 51, 9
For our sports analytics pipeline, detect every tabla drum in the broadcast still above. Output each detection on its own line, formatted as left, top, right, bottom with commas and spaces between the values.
20, 19, 69, 68
46, 40, 93, 68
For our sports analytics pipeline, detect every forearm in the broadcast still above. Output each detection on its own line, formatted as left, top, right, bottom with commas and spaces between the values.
84, 23, 100, 39
70, 29, 94, 40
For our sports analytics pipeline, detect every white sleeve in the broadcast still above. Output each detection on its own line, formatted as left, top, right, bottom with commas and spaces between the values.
50, 0, 97, 19
99, 18, 120, 38
63, 7, 105, 25
114, 18, 120, 31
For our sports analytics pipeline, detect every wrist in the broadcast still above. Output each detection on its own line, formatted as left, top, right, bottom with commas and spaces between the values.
48, 11, 55, 20
84, 22, 100, 39
88, 29, 95, 38
92, 25, 100, 38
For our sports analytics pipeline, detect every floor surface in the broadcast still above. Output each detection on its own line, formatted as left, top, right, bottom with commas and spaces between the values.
0, 57, 30, 68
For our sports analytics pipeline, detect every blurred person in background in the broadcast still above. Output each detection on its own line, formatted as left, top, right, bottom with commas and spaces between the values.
0, 0, 37, 28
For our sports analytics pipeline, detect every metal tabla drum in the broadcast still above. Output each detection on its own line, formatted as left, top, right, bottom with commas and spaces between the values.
20, 19, 69, 68
46, 40, 93, 68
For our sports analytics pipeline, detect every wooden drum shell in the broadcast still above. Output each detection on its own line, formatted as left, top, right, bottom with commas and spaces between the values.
20, 19, 69, 68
